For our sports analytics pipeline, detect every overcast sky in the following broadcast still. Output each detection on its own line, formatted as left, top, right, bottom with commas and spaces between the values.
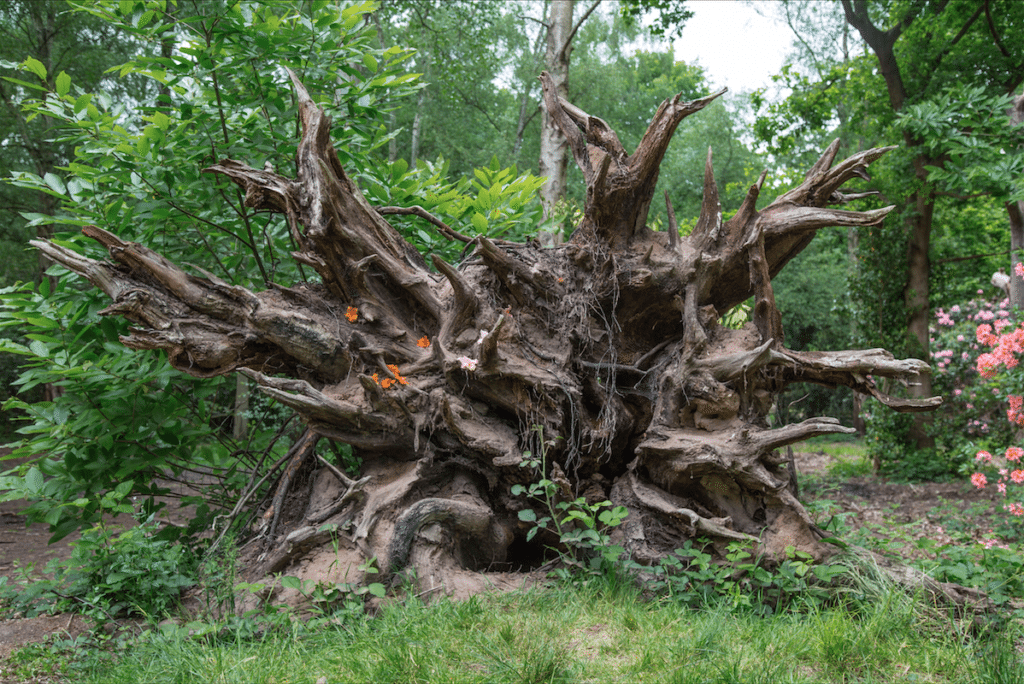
670, 1, 790, 95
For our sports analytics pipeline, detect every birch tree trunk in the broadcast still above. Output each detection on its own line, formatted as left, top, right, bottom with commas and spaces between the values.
537, 0, 573, 245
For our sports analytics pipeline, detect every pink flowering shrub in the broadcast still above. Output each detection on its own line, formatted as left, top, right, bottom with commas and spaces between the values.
955, 273, 1024, 522
927, 295, 1021, 478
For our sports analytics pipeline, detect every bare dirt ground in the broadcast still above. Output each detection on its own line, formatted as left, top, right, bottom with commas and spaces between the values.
0, 444, 1010, 682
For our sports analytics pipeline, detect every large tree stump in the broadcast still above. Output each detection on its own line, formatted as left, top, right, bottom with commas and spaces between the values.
33, 71, 941, 597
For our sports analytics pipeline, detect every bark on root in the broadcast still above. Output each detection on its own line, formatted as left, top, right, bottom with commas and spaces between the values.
33, 70, 948, 601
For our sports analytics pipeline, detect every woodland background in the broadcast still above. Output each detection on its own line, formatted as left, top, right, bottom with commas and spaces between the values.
0, 0, 1022, 548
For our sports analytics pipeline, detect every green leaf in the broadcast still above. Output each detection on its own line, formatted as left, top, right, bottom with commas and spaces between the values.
28, 340, 49, 357
280, 576, 302, 591
73, 93, 92, 114
43, 172, 66, 196
23, 57, 46, 81
366, 582, 386, 598
25, 467, 44, 495
518, 508, 537, 522
1, 76, 47, 92
471, 212, 488, 233
55, 71, 71, 97
362, 53, 378, 73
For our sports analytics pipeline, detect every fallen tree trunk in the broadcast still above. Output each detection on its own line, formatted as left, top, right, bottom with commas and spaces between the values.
34, 70, 941, 598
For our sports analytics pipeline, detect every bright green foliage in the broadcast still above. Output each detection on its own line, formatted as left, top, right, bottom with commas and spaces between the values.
897, 86, 1024, 201
0, 277, 245, 541
55, 518, 199, 619
512, 427, 628, 572
360, 154, 546, 264
0, 0, 421, 541
0, 513, 198, 621
0, 0, 146, 285
618, 0, 694, 41
280, 558, 386, 620
637, 541, 848, 615
374, 0, 513, 174
0, 0, 148, 434
11, 0, 418, 289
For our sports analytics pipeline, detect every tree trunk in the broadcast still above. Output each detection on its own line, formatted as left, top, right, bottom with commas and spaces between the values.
410, 85, 426, 168
538, 0, 573, 243
233, 374, 249, 441
905, 190, 935, 449
34, 72, 942, 598
1008, 92, 1024, 311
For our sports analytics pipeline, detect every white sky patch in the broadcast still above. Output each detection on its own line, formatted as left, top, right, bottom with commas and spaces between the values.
670, 1, 789, 95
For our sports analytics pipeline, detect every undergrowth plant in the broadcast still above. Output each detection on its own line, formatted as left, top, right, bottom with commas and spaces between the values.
511, 429, 850, 614
280, 556, 386, 624
511, 426, 628, 574
0, 512, 197, 622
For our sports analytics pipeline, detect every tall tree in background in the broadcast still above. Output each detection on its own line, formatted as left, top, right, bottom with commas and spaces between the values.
1007, 92, 1024, 310
537, 0, 599, 243
841, 0, 1024, 447
759, 0, 1024, 450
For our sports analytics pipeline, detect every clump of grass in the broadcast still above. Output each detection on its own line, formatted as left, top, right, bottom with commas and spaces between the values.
70, 568, 1023, 684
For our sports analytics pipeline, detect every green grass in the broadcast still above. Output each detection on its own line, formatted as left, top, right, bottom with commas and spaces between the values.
56, 575, 1023, 684
811, 438, 874, 479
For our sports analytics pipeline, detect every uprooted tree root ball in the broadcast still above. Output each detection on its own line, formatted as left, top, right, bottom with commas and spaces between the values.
35, 70, 952, 606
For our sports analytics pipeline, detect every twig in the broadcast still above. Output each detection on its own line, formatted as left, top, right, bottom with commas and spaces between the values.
267, 429, 319, 542
376, 206, 473, 243
206, 445, 297, 558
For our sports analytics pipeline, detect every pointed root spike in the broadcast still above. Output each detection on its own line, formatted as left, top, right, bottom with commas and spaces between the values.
663, 189, 679, 248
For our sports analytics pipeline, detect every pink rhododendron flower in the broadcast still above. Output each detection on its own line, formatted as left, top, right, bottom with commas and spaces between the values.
1007, 446, 1024, 462
1006, 503, 1024, 516
971, 472, 987, 489
457, 356, 478, 371
976, 450, 992, 463
1011, 469, 1024, 484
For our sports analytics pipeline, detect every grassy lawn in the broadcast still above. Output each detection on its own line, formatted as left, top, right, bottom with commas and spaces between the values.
7, 440, 1024, 684
65, 577, 1023, 684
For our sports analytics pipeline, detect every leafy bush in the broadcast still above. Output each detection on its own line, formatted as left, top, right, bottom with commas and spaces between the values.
55, 518, 198, 620
0, 278, 231, 540
866, 292, 1021, 481
0, 509, 198, 622
0, 0, 420, 540
511, 427, 628, 574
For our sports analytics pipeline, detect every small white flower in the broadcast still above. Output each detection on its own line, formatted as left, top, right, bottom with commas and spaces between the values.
457, 356, 478, 371
476, 329, 489, 345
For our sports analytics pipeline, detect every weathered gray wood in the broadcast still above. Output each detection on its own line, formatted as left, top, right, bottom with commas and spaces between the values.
34, 72, 942, 593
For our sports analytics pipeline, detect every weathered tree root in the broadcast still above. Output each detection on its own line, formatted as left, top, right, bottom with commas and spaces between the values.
263, 428, 319, 542
34, 69, 948, 599
385, 498, 499, 574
